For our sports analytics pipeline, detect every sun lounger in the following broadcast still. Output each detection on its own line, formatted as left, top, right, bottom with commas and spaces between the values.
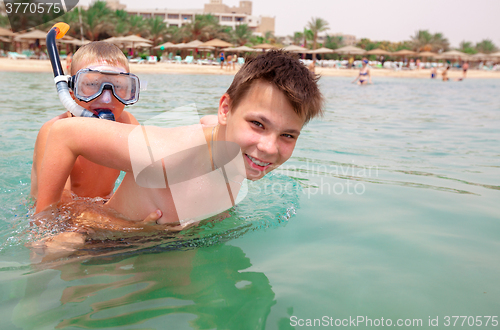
238, 57, 245, 65
173, 56, 182, 64
181, 55, 193, 64
8, 52, 28, 60
147, 56, 157, 64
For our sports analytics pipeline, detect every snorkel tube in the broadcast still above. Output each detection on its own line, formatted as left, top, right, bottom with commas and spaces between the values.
46, 23, 114, 120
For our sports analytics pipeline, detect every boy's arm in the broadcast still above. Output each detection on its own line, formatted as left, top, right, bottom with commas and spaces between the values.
35, 118, 136, 213
30, 116, 72, 199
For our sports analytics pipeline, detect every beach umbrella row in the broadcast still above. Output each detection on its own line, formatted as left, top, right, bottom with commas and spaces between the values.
0, 27, 15, 37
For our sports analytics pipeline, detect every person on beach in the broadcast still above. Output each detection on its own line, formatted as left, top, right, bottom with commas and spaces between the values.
442, 66, 450, 81
352, 58, 372, 85
30, 42, 141, 203
226, 54, 232, 70
220, 51, 225, 69
431, 67, 437, 79
462, 61, 469, 78
33, 50, 324, 257
308, 59, 316, 74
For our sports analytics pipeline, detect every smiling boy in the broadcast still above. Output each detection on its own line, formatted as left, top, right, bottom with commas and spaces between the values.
34, 50, 324, 227
30, 41, 140, 201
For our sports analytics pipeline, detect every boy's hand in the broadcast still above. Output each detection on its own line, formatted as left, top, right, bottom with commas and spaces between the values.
28, 232, 86, 263
140, 210, 198, 232
141, 209, 163, 224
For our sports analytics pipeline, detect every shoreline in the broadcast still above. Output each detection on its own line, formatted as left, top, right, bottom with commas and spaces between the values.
1, 58, 499, 79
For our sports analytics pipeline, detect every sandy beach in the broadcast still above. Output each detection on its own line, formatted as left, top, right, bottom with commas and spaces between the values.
1, 57, 499, 79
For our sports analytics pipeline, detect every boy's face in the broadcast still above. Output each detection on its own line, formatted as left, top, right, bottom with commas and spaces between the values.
219, 81, 305, 181
72, 60, 128, 120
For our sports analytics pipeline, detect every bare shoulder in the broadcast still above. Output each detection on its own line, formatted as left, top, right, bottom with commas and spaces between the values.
117, 110, 139, 125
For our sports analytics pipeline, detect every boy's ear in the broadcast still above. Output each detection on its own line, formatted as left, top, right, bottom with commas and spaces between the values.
218, 93, 231, 126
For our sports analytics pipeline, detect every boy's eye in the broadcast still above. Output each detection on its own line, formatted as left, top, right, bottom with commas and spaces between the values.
251, 121, 263, 128
282, 133, 296, 139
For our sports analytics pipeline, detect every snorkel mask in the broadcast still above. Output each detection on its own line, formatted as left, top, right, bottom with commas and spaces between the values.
46, 23, 142, 121
68, 69, 140, 105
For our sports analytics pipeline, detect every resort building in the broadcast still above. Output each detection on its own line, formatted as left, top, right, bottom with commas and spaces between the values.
100, 0, 275, 35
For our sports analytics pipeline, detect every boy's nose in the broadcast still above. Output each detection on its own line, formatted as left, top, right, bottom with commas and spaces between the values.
99, 89, 112, 103
258, 134, 279, 156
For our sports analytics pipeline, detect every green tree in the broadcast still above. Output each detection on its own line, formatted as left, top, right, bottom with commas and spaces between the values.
232, 24, 252, 46
113, 9, 131, 36
165, 25, 184, 43
459, 41, 477, 54
302, 28, 313, 49
292, 31, 303, 45
82, 1, 114, 41
145, 16, 168, 47
411, 30, 449, 52
307, 17, 329, 51
324, 35, 342, 49
475, 39, 498, 54
181, 14, 218, 42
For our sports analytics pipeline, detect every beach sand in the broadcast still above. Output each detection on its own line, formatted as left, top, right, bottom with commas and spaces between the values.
1, 57, 499, 79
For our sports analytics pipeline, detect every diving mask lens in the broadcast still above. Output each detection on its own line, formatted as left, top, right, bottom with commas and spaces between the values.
72, 69, 140, 105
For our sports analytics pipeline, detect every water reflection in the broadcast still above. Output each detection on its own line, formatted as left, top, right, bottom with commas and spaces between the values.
13, 243, 276, 329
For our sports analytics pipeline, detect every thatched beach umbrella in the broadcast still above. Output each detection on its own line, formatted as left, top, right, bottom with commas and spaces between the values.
489, 51, 500, 60
116, 35, 152, 54
223, 45, 260, 52
0, 27, 15, 37
200, 38, 233, 48
154, 42, 175, 50
14, 29, 47, 41
469, 53, 490, 61
417, 51, 438, 58
0, 36, 11, 43
252, 43, 277, 50
309, 47, 334, 54
282, 45, 309, 53
365, 48, 391, 56
438, 50, 469, 60
333, 45, 366, 55
391, 49, 417, 57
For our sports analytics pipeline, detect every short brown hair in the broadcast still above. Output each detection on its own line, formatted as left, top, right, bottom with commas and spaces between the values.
71, 41, 129, 75
226, 50, 324, 124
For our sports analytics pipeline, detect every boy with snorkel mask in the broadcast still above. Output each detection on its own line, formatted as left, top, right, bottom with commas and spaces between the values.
31, 41, 143, 205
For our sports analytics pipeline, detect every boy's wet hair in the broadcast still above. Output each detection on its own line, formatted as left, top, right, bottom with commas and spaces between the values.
71, 41, 129, 75
226, 50, 324, 124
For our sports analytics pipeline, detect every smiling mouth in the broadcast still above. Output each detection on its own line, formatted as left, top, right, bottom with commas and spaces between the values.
245, 154, 271, 169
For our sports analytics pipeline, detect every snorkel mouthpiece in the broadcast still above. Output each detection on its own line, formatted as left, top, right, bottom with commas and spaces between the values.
96, 110, 116, 121
46, 23, 112, 121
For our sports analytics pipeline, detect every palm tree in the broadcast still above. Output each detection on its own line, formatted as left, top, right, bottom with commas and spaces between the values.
302, 28, 313, 48
232, 24, 252, 46
411, 30, 433, 51
181, 14, 216, 42
431, 32, 449, 52
307, 17, 329, 51
82, 1, 114, 41
324, 35, 342, 49
113, 9, 131, 36
459, 41, 477, 54
475, 39, 498, 54
292, 32, 303, 45
264, 31, 276, 44
411, 30, 449, 52
165, 25, 185, 43
145, 16, 168, 46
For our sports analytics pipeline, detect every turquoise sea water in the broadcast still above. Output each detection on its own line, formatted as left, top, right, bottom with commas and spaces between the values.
0, 71, 499, 329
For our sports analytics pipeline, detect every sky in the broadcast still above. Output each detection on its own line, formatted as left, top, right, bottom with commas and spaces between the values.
78, 0, 500, 48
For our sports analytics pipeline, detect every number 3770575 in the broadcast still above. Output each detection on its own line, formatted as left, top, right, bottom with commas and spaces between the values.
5, 2, 61, 14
